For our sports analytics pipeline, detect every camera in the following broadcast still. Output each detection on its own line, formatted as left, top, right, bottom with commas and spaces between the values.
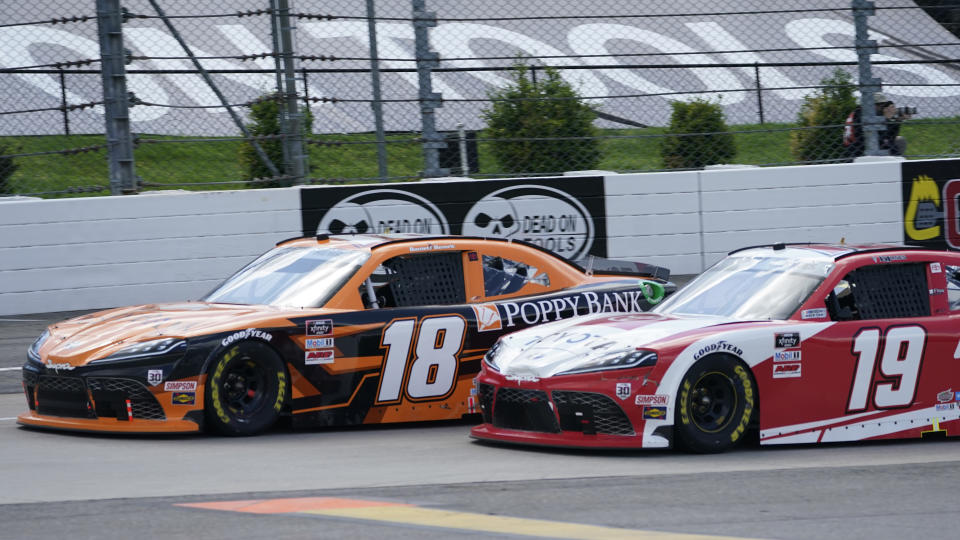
896, 106, 917, 117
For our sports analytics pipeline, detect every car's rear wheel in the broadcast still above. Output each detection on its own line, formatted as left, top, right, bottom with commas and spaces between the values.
674, 355, 755, 453
205, 341, 287, 436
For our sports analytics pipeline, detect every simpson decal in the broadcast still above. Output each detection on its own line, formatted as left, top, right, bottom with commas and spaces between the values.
307, 319, 333, 337
472, 304, 503, 332
615, 383, 632, 400
305, 349, 335, 365
931, 262, 942, 273
635, 394, 669, 406
164, 381, 197, 392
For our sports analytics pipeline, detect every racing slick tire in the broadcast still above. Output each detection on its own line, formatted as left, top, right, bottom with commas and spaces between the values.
674, 354, 755, 454
205, 341, 288, 436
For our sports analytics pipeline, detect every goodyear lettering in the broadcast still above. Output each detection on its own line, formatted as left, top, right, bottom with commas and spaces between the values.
503, 291, 645, 327
274, 371, 287, 412
680, 380, 692, 425
730, 365, 754, 442
693, 341, 743, 361
221, 328, 273, 348
211, 348, 237, 424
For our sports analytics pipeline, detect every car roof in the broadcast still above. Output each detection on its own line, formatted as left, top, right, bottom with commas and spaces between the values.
274, 233, 577, 262
728, 242, 933, 262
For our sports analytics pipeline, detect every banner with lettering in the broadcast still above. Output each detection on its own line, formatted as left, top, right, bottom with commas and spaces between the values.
901, 159, 960, 250
300, 176, 607, 258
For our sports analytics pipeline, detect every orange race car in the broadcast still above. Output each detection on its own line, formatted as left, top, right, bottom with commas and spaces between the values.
20, 234, 671, 435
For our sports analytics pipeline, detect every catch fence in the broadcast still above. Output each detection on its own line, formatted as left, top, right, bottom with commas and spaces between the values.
1, 0, 959, 196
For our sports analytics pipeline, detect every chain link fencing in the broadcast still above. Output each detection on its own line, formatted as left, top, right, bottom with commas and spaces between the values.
1, 0, 958, 197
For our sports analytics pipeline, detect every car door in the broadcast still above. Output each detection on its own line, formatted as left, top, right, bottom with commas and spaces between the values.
761, 258, 959, 443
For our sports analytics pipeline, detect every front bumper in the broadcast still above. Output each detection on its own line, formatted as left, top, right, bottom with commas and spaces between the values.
469, 370, 671, 449
19, 367, 203, 434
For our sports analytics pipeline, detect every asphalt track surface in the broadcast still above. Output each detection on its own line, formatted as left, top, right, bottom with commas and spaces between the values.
3, 287, 960, 540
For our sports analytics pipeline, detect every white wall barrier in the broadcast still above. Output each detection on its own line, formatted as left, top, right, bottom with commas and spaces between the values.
0, 189, 303, 316
0, 160, 906, 316
605, 160, 904, 275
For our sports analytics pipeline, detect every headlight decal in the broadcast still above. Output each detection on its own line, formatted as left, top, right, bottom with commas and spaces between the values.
90, 338, 187, 364
557, 349, 658, 376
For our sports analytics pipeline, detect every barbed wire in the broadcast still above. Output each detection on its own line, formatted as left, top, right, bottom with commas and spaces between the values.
0, 101, 102, 116
2, 59, 100, 72
0, 15, 95, 29
122, 9, 274, 21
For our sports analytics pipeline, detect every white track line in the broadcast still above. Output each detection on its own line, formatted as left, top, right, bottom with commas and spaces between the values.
0, 417, 18, 421
0, 367, 22, 372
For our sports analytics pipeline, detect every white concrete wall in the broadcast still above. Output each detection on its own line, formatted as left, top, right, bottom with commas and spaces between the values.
604, 160, 904, 274
0, 189, 302, 316
0, 160, 906, 316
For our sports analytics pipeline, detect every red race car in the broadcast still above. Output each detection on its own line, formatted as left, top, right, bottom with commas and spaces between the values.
472, 243, 960, 452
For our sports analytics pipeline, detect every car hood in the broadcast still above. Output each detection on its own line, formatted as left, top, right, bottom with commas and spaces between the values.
493, 312, 741, 378
38, 302, 303, 366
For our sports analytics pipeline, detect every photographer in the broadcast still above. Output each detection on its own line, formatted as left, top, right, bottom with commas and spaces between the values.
843, 92, 914, 158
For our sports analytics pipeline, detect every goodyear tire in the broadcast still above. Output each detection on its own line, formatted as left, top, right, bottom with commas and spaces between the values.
674, 355, 755, 453
205, 341, 288, 436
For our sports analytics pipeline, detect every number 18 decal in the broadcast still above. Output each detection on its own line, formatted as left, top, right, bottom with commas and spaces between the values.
376, 315, 467, 404
847, 325, 926, 412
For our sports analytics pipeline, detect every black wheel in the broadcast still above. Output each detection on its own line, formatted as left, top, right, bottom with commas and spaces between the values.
674, 355, 755, 453
205, 341, 287, 436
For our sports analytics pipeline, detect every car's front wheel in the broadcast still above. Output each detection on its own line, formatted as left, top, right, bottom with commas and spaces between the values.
205, 341, 288, 436
674, 354, 755, 453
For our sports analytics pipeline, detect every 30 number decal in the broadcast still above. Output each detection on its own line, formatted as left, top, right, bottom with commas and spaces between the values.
847, 325, 926, 412
376, 315, 467, 403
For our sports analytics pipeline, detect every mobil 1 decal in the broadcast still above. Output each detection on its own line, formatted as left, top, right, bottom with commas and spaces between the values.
300, 177, 607, 258
901, 158, 960, 250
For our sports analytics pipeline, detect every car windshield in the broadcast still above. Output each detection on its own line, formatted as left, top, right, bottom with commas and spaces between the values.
654, 255, 834, 320
203, 246, 370, 308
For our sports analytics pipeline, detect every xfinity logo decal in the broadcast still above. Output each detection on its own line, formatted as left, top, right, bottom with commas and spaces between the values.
316, 190, 449, 235
462, 185, 594, 259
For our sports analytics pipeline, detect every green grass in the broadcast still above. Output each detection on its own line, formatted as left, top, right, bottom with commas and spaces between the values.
3, 119, 959, 197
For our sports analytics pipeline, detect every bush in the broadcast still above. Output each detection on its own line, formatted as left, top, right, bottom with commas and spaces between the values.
790, 68, 857, 163
660, 98, 736, 169
239, 92, 312, 187
0, 141, 20, 194
482, 62, 600, 173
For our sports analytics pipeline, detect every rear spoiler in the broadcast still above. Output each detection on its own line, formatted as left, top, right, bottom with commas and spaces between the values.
574, 256, 671, 281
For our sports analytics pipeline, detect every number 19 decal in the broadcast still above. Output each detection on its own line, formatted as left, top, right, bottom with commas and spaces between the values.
376, 315, 467, 403
847, 325, 926, 413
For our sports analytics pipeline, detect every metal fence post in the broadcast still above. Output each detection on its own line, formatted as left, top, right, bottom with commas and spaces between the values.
412, 0, 449, 178
366, 0, 389, 180
96, 0, 137, 195
273, 0, 307, 184
852, 0, 883, 156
